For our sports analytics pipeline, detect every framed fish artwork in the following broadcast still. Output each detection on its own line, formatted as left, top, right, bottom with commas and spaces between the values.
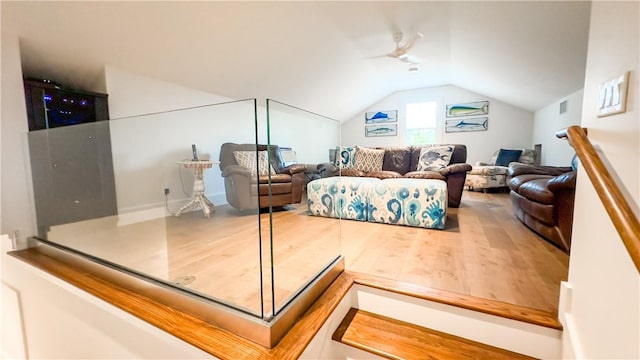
445, 101, 489, 118
365, 110, 397, 124
365, 124, 397, 137
445, 117, 488, 132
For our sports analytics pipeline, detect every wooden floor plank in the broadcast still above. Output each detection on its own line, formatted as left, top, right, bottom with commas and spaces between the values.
42, 190, 569, 316
333, 308, 536, 360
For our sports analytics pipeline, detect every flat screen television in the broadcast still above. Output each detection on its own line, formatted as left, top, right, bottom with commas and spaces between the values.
24, 79, 109, 131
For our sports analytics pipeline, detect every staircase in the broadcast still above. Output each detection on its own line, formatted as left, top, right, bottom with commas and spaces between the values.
309, 272, 563, 359
333, 308, 535, 359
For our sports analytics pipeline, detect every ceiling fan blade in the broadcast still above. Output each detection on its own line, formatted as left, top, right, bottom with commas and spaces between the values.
399, 32, 424, 52
398, 54, 422, 65
366, 54, 391, 60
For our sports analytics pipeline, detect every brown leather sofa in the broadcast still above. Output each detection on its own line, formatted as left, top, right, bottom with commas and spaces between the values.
319, 144, 471, 208
507, 163, 577, 252
219, 143, 306, 210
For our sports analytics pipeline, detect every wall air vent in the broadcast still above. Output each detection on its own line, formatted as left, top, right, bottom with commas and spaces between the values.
559, 100, 568, 115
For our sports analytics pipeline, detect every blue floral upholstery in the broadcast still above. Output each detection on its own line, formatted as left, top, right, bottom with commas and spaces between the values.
307, 177, 380, 221
465, 148, 537, 192
368, 178, 447, 229
307, 176, 447, 229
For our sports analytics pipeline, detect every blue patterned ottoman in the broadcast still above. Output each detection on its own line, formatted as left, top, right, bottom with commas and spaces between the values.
368, 178, 447, 229
307, 177, 381, 221
307, 177, 447, 229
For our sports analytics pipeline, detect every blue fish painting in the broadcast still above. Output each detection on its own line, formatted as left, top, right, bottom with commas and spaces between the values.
365, 124, 397, 137
446, 101, 489, 118
445, 117, 488, 133
365, 110, 398, 124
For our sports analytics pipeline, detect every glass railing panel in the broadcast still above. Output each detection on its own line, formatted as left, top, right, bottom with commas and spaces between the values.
265, 99, 341, 316
29, 99, 266, 317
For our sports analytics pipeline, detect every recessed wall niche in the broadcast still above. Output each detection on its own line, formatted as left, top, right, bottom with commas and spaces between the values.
24, 78, 117, 231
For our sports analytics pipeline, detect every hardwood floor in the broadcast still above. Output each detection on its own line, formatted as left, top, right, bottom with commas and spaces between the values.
45, 189, 568, 317
341, 190, 568, 312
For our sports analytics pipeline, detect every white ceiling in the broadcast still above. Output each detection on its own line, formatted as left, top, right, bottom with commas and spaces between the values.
6, 1, 591, 121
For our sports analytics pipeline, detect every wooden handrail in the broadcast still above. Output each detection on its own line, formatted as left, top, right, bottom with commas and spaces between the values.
556, 126, 640, 272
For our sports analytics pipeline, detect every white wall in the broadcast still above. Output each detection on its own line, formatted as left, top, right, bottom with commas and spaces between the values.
106, 67, 259, 214
341, 85, 534, 165
107, 70, 341, 214
533, 89, 584, 166
0, 13, 35, 241
267, 103, 340, 164
560, 2, 639, 359
106, 67, 231, 118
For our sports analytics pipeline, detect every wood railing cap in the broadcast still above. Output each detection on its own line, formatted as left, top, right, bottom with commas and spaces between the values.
557, 125, 639, 273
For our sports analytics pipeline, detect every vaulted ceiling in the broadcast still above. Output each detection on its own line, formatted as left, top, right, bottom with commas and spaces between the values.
6, 1, 591, 121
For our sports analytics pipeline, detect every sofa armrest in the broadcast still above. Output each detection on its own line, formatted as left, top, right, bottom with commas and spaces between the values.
439, 163, 472, 176
547, 171, 577, 192
508, 163, 573, 177
221, 164, 251, 177
317, 163, 338, 177
302, 164, 320, 174
280, 164, 307, 175
476, 161, 493, 166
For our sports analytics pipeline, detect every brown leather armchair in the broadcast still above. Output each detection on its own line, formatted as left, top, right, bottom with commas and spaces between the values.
219, 143, 306, 211
508, 163, 576, 252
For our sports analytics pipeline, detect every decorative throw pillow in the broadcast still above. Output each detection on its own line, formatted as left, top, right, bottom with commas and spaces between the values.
416, 146, 454, 171
381, 147, 412, 174
495, 149, 523, 167
519, 149, 537, 165
334, 146, 357, 169
233, 150, 276, 176
353, 146, 384, 172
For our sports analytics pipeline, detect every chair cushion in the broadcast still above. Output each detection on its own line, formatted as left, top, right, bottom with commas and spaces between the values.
495, 149, 523, 166
256, 173, 291, 183
403, 171, 447, 180
367, 170, 403, 179
353, 146, 385, 172
468, 165, 508, 176
517, 178, 555, 205
340, 168, 366, 177
416, 146, 454, 171
233, 150, 276, 176
508, 174, 553, 192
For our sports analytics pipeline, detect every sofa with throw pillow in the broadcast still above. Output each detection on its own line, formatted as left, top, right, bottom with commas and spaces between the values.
318, 144, 471, 207
219, 143, 307, 210
465, 148, 537, 192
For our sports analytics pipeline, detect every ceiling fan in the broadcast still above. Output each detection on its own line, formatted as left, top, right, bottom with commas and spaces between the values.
381, 31, 424, 65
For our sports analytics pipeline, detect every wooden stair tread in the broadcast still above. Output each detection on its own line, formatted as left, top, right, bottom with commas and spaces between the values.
351, 271, 562, 330
333, 308, 536, 360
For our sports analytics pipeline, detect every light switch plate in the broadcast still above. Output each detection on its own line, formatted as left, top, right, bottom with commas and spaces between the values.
597, 71, 630, 117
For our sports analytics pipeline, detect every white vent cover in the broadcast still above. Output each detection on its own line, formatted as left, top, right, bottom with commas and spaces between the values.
559, 100, 568, 114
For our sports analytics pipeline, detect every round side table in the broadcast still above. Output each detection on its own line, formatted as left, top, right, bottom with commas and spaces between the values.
175, 160, 219, 218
